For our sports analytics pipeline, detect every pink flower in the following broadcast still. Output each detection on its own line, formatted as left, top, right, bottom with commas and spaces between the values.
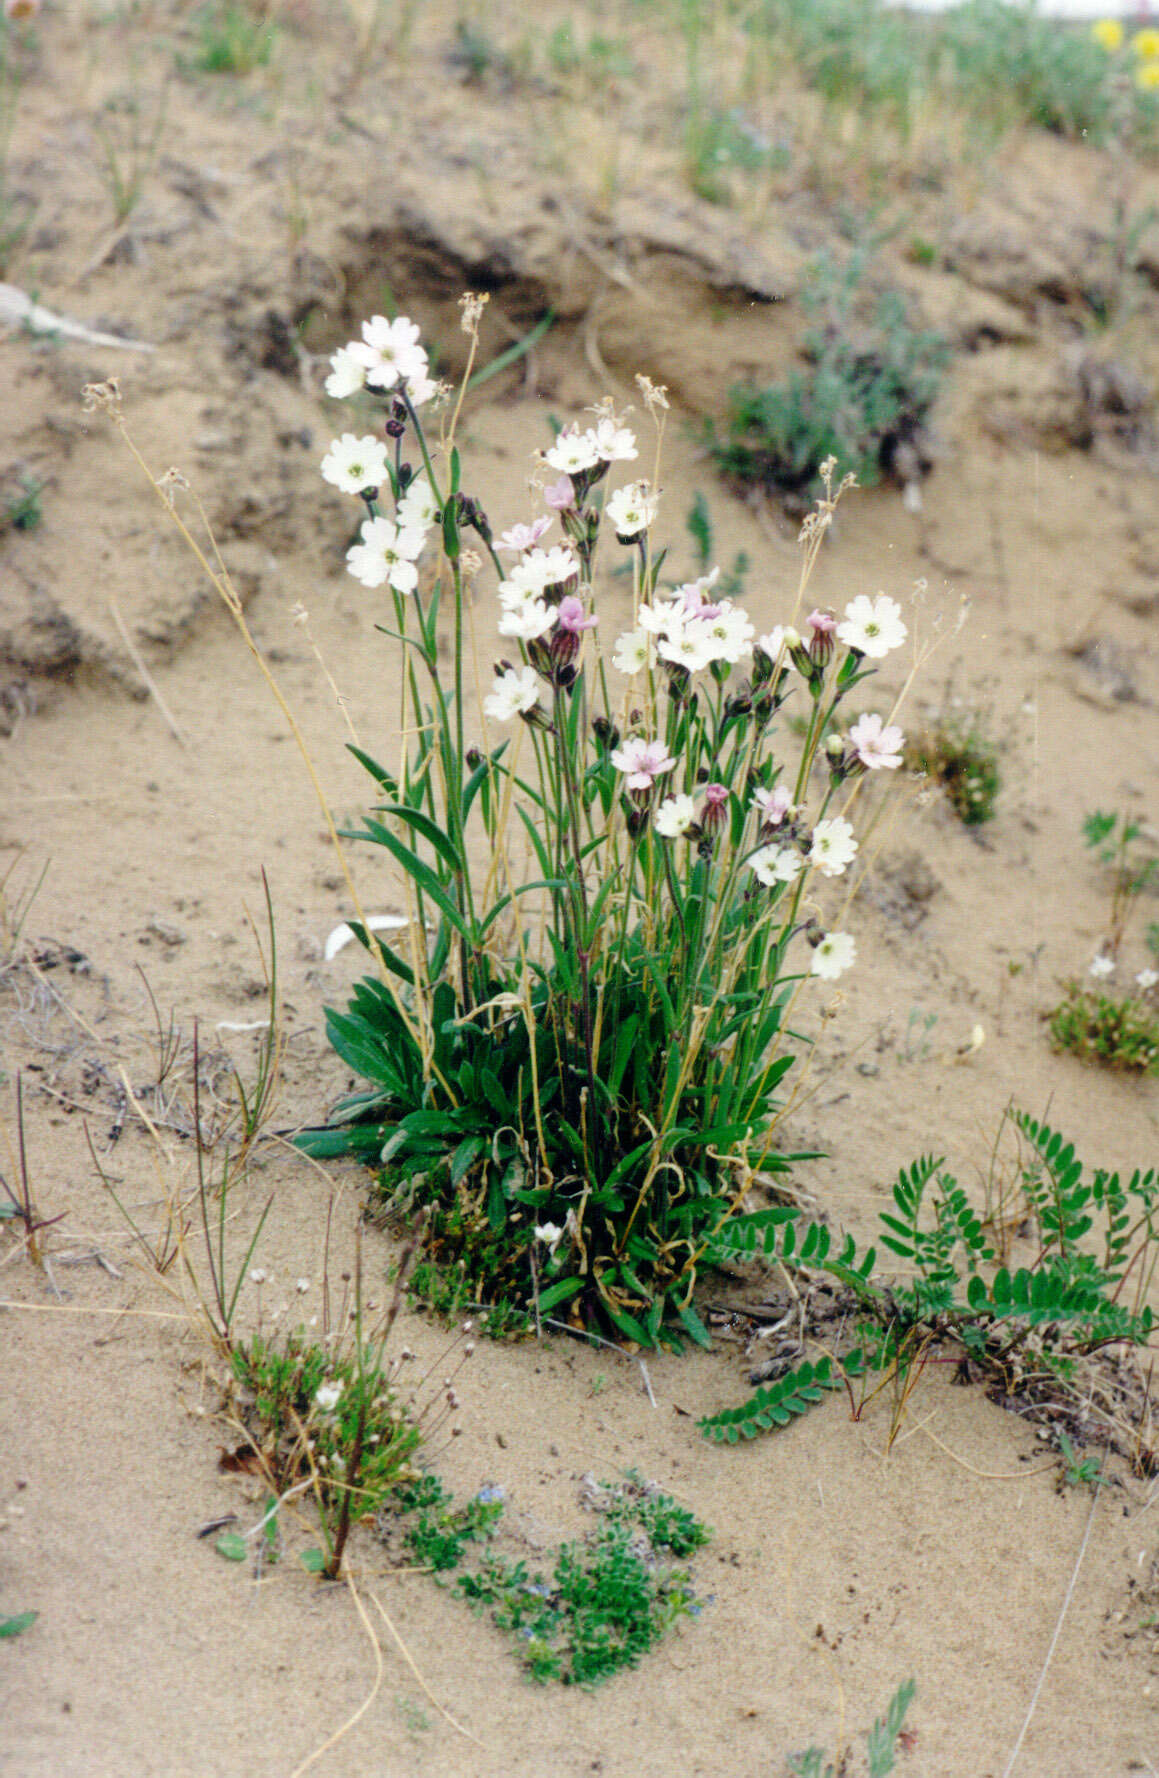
701, 782, 729, 833
610, 737, 678, 790
806, 608, 838, 665
557, 596, 597, 635
753, 785, 794, 827
849, 712, 905, 771
544, 474, 577, 511
497, 518, 553, 552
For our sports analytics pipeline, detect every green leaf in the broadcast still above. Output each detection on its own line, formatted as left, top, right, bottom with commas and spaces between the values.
536, 1275, 585, 1313
698, 1358, 838, 1443
215, 1533, 248, 1562
347, 818, 471, 939
346, 744, 398, 793
0, 1610, 37, 1639
676, 1299, 713, 1349
300, 1547, 326, 1574
380, 803, 465, 878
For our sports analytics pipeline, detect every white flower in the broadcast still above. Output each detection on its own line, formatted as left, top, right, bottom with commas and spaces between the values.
837, 593, 907, 659
1137, 968, 1159, 991
811, 932, 856, 980
701, 600, 754, 665
810, 816, 858, 877
748, 843, 803, 887
611, 628, 655, 675
503, 545, 579, 597
498, 598, 556, 641
484, 666, 541, 722
544, 426, 600, 475
249, 1267, 267, 1285
535, 1221, 565, 1253
320, 433, 389, 496
397, 473, 441, 531
349, 314, 428, 391
605, 481, 658, 537
314, 1380, 343, 1414
654, 794, 696, 838
1089, 953, 1116, 979
657, 614, 716, 674
676, 568, 721, 612
295, 1278, 311, 1294
346, 517, 427, 593
324, 345, 368, 399
591, 415, 638, 462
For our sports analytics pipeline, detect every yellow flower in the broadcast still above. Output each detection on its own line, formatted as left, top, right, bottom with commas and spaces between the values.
1133, 27, 1159, 58
1091, 17, 1125, 52
1136, 58, 1159, 88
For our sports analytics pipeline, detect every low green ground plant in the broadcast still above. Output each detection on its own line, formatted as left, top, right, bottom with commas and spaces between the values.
1049, 982, 1159, 1075
699, 1111, 1158, 1466
787, 1677, 916, 1778
706, 252, 947, 499
390, 1471, 709, 1687
907, 715, 1000, 825
191, 1, 276, 75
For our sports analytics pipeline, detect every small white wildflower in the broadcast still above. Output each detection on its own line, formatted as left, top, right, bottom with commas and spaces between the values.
321, 433, 389, 496
498, 598, 556, 642
349, 314, 428, 391
503, 545, 579, 597
611, 628, 655, 676
324, 346, 367, 399
544, 427, 600, 476
535, 1221, 564, 1253
605, 481, 658, 537
345, 517, 427, 594
701, 600, 754, 665
748, 844, 803, 887
397, 473, 441, 531
837, 593, 907, 659
654, 794, 696, 839
1137, 968, 1159, 991
591, 415, 638, 462
484, 666, 541, 723
810, 816, 858, 878
314, 1380, 343, 1413
295, 1278, 310, 1294
1089, 953, 1116, 979
811, 932, 857, 980
249, 1267, 267, 1285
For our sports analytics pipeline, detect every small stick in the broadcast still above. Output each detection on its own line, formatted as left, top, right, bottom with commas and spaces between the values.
1001, 1456, 1105, 1777
286, 1574, 384, 1778
369, 1589, 483, 1745
638, 1359, 657, 1408
108, 599, 186, 745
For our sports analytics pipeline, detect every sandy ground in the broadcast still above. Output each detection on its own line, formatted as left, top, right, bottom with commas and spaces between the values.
3, 4, 1159, 1775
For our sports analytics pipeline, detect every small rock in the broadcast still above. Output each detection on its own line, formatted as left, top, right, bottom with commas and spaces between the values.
856, 1061, 880, 1078
145, 918, 187, 947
